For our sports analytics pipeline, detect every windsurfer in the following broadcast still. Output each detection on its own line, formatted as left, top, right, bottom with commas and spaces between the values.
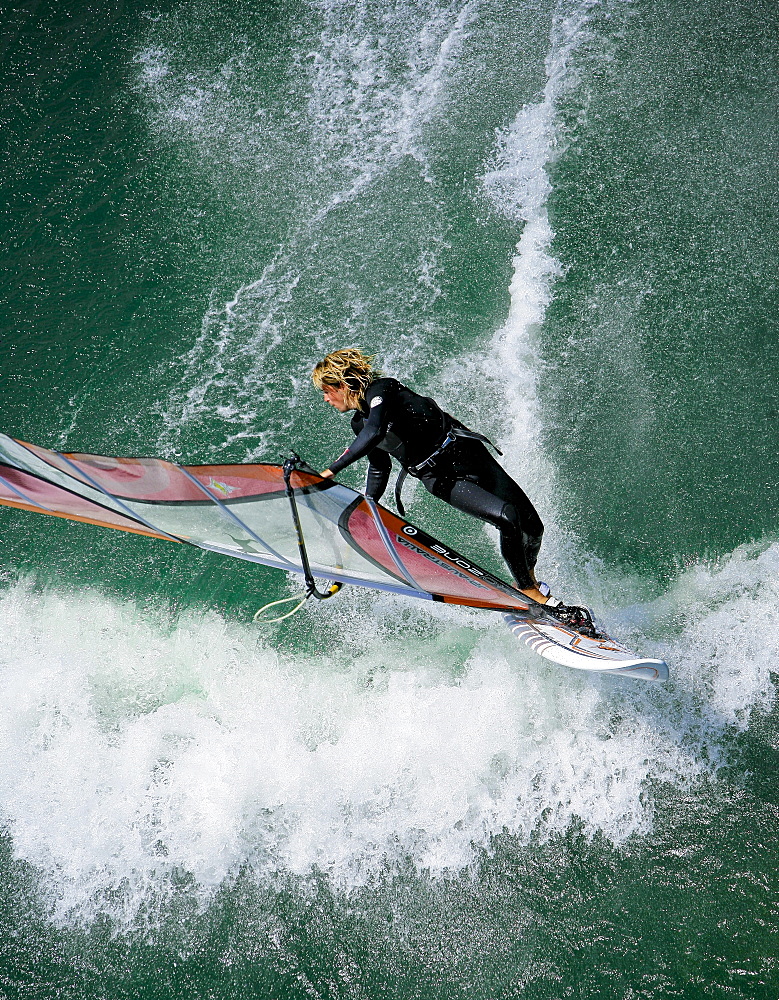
313, 348, 599, 634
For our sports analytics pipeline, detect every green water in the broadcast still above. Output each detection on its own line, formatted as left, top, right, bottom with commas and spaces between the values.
1, 1, 778, 997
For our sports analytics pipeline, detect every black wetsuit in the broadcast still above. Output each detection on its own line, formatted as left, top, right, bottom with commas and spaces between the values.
328, 378, 544, 589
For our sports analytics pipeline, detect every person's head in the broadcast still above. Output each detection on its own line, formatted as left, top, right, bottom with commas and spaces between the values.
312, 348, 379, 412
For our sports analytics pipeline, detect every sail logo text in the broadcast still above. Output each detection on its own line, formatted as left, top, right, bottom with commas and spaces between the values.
397, 537, 488, 589
429, 543, 485, 576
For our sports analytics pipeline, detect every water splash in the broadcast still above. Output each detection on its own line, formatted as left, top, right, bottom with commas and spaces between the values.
135, 2, 480, 459
465, 0, 600, 596
2, 529, 776, 926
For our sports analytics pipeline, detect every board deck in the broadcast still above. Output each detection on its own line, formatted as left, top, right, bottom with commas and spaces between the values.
503, 611, 669, 681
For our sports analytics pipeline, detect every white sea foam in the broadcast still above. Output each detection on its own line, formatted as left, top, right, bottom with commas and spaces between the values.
639, 539, 779, 728
133, 47, 171, 88
446, 0, 600, 596
1, 534, 776, 924
305, 0, 480, 198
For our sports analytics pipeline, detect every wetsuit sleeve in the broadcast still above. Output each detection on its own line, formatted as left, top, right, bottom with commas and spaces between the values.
328, 391, 392, 475
365, 450, 392, 501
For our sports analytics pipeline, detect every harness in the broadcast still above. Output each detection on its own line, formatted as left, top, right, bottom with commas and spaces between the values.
393, 425, 503, 517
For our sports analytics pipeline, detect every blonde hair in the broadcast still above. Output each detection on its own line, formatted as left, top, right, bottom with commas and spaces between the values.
312, 348, 380, 406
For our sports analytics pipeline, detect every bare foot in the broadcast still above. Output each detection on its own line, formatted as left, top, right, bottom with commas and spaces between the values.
518, 585, 550, 605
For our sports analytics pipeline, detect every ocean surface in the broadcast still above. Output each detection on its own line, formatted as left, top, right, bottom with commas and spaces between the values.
1, 0, 778, 996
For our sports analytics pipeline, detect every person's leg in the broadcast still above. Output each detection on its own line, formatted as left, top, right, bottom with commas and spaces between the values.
443, 478, 541, 589
421, 461, 604, 636
420, 445, 544, 595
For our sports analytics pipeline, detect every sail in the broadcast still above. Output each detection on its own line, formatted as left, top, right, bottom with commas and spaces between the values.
0, 433, 532, 612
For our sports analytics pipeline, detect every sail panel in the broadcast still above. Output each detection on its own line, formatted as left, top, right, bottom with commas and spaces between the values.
0, 434, 531, 612
1, 438, 134, 522
0, 464, 175, 540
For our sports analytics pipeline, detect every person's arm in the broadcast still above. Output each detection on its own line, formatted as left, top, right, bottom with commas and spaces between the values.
326, 390, 392, 476
320, 450, 391, 500
364, 450, 392, 501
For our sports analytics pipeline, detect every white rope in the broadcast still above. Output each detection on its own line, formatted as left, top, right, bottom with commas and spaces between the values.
253, 593, 309, 624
